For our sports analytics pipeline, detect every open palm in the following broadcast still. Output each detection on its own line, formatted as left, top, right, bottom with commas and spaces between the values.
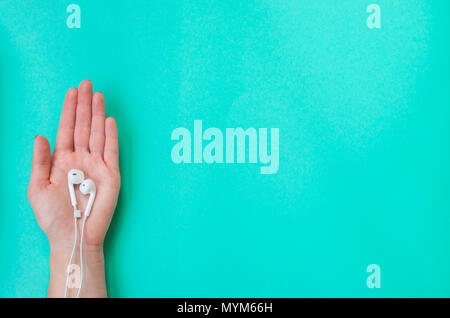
27, 80, 120, 249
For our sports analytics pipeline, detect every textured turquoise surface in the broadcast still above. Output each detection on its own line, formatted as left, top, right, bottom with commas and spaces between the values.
1, 0, 449, 297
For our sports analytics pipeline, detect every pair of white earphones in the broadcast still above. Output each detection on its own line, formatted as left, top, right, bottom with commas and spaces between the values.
65, 169, 96, 298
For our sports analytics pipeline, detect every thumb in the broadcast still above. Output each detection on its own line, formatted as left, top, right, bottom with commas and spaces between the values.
29, 135, 51, 191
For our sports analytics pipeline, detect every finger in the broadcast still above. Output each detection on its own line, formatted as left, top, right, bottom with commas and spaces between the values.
29, 135, 51, 190
104, 117, 119, 170
89, 92, 106, 157
74, 79, 93, 152
54, 88, 77, 152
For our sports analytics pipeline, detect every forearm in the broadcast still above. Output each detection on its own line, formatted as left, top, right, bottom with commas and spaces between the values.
48, 242, 107, 298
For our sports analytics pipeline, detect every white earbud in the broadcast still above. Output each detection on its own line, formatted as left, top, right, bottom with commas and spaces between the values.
80, 179, 96, 217
67, 169, 84, 208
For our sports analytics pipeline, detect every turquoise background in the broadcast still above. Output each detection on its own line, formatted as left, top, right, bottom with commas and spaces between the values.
1, 0, 449, 297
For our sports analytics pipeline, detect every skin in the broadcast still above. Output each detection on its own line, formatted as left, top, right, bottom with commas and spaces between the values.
27, 80, 120, 297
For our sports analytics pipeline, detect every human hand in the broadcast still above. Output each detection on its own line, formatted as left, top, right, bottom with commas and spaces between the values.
27, 80, 120, 297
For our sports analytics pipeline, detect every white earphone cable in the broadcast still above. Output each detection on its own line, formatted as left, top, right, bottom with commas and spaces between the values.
64, 209, 79, 298
66, 170, 95, 298
76, 214, 88, 298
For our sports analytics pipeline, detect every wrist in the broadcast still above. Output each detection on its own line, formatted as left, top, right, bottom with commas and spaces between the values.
48, 241, 106, 298
49, 240, 104, 256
